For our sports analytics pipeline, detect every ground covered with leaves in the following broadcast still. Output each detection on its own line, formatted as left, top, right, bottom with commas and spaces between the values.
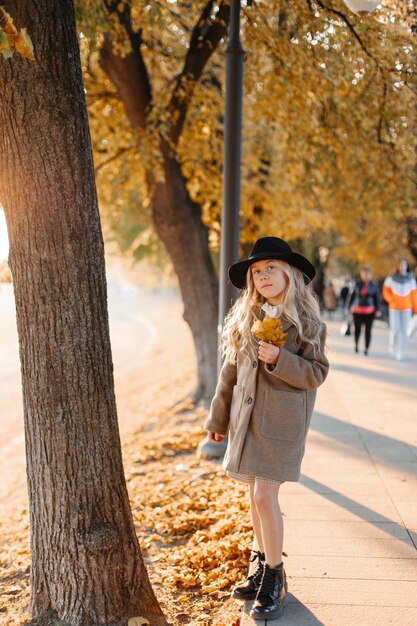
0, 400, 252, 626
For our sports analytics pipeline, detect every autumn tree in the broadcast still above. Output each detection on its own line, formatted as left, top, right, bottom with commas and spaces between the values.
82, 0, 415, 310
0, 2, 166, 624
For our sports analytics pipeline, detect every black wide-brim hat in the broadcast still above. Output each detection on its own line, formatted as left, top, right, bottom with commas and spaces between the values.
229, 236, 316, 290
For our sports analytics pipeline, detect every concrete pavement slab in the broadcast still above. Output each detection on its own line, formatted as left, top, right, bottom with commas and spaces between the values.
361, 440, 417, 463
280, 493, 403, 511
299, 459, 378, 476
409, 529, 417, 546
393, 501, 417, 528
280, 502, 402, 524
283, 555, 417, 580
380, 476, 417, 500
296, 481, 387, 497
284, 520, 413, 540
241, 603, 417, 626
283, 474, 386, 497
278, 578, 417, 606
283, 536, 416, 558
375, 461, 417, 479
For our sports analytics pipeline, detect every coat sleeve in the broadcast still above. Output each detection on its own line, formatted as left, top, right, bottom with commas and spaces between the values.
204, 358, 237, 435
373, 282, 381, 313
265, 323, 329, 391
412, 279, 417, 314
382, 277, 392, 305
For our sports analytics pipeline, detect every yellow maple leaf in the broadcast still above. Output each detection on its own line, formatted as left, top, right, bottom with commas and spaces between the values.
0, 8, 34, 60
14, 28, 34, 60
251, 317, 287, 347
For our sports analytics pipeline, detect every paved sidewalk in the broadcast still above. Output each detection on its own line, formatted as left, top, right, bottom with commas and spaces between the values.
241, 318, 417, 626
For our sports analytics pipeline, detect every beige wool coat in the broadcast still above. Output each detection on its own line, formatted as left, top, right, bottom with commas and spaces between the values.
204, 320, 329, 482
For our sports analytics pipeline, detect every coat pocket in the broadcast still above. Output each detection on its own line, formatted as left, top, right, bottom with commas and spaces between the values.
229, 385, 244, 431
261, 389, 306, 441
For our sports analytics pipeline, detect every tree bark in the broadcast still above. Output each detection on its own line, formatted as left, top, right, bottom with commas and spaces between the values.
0, 2, 165, 625
151, 142, 219, 403
99, 3, 229, 403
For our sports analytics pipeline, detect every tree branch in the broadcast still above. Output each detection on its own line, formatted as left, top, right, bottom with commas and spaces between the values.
311, 0, 380, 68
94, 146, 132, 174
86, 90, 121, 104
167, 0, 230, 146
99, 1, 152, 131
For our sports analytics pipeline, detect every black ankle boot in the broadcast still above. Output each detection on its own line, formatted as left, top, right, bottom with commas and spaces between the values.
232, 551, 265, 600
250, 562, 287, 620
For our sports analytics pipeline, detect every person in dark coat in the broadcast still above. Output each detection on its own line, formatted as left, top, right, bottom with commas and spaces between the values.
349, 266, 381, 356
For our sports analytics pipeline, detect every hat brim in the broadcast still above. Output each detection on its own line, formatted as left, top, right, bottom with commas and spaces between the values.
228, 252, 316, 290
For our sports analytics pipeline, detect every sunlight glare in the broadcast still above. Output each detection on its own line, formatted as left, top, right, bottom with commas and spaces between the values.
0, 208, 10, 261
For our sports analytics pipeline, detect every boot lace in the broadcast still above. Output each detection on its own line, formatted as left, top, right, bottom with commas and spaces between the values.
258, 567, 281, 599
248, 550, 264, 584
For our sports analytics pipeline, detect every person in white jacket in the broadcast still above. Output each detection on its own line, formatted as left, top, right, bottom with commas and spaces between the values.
382, 259, 417, 361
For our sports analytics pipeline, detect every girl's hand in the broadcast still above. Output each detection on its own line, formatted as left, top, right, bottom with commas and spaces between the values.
208, 432, 225, 444
258, 340, 280, 365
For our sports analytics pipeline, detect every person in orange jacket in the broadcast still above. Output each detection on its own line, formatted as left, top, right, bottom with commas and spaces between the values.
382, 259, 417, 361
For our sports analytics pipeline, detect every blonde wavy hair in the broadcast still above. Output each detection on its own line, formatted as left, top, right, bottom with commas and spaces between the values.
221, 260, 323, 363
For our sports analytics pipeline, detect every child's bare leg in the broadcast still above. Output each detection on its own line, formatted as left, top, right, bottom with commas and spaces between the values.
249, 483, 264, 553
253, 479, 284, 566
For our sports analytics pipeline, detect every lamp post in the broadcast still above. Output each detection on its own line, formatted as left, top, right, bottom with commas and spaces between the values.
198, 0, 245, 459
218, 0, 244, 341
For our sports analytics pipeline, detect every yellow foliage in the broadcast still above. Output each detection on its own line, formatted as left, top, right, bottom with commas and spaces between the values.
251, 317, 288, 347
0, 7, 34, 60
76, 0, 415, 270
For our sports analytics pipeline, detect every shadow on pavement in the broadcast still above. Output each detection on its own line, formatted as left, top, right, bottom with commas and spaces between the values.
311, 412, 417, 471
243, 594, 326, 626
330, 362, 417, 390
300, 475, 416, 549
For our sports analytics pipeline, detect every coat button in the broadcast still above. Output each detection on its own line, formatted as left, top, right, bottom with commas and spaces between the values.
252, 361, 257, 368
246, 397, 253, 405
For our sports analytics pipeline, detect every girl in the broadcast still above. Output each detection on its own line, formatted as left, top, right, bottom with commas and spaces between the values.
204, 236, 329, 620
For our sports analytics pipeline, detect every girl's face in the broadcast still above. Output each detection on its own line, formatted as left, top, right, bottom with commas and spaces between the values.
251, 259, 287, 304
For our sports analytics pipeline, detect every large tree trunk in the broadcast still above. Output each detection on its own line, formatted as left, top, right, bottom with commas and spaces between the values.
151, 143, 219, 403
0, 2, 165, 625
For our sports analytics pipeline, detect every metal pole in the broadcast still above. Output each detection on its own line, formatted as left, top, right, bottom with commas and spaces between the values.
218, 0, 244, 351
199, 0, 244, 460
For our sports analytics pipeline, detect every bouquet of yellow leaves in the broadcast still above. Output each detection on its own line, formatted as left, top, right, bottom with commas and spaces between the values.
251, 317, 287, 347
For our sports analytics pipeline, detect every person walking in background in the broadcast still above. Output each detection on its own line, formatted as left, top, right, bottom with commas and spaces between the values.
205, 237, 329, 620
349, 266, 381, 356
382, 259, 417, 361
340, 277, 353, 312
323, 280, 338, 319
313, 273, 325, 313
